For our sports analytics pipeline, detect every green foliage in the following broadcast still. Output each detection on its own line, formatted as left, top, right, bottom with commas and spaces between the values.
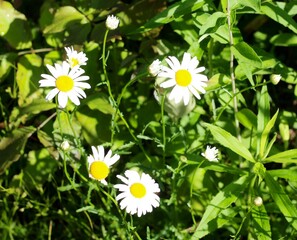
1, 0, 297, 239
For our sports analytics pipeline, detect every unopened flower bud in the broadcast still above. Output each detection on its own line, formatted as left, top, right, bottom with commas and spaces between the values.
149, 59, 162, 76
270, 74, 281, 85
61, 140, 70, 151
254, 196, 263, 206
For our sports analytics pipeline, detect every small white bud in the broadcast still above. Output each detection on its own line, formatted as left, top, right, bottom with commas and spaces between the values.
61, 140, 70, 151
270, 74, 281, 85
254, 196, 263, 206
148, 59, 162, 76
106, 15, 120, 30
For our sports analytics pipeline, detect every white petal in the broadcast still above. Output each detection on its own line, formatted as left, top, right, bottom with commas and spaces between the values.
57, 92, 68, 108
45, 88, 59, 101
160, 79, 176, 88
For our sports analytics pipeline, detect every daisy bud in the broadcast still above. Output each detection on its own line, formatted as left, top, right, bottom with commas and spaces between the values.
106, 15, 120, 30
270, 74, 281, 85
61, 140, 70, 151
254, 196, 263, 206
149, 59, 162, 77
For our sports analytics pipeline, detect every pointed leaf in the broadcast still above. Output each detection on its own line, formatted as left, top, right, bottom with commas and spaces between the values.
259, 110, 279, 159
261, 2, 297, 34
251, 204, 271, 240
231, 42, 262, 68
192, 174, 251, 239
264, 149, 297, 163
236, 108, 257, 130
204, 123, 255, 162
265, 172, 297, 230
133, 0, 205, 33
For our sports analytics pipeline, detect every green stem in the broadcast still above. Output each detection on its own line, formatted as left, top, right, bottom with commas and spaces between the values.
101, 30, 152, 163
227, 0, 241, 141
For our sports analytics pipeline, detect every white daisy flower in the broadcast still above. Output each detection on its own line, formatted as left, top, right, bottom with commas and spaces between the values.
114, 170, 160, 217
87, 145, 120, 185
106, 15, 120, 30
201, 145, 219, 162
65, 46, 88, 68
149, 59, 162, 76
158, 52, 208, 105
39, 61, 91, 108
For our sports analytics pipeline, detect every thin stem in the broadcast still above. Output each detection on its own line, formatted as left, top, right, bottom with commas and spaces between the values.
101, 30, 152, 163
161, 91, 167, 162
227, 0, 241, 141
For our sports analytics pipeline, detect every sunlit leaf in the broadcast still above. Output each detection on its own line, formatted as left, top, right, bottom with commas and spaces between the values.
261, 2, 297, 34
251, 204, 271, 240
133, 0, 205, 34
0, 1, 32, 49
204, 123, 255, 162
192, 174, 251, 239
16, 54, 43, 106
231, 42, 262, 68
236, 108, 257, 130
265, 172, 297, 230
264, 149, 297, 163
0, 126, 35, 174
259, 110, 279, 159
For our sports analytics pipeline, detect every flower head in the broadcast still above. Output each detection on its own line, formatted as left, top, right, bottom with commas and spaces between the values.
149, 59, 162, 77
106, 15, 120, 30
65, 46, 88, 68
39, 61, 91, 108
201, 145, 219, 162
158, 52, 208, 105
114, 170, 160, 217
87, 145, 120, 185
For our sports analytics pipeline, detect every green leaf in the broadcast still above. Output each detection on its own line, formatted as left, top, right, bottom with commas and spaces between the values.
256, 84, 270, 157
264, 149, 297, 163
133, 0, 205, 34
251, 204, 272, 240
205, 74, 231, 91
261, 2, 297, 34
0, 1, 32, 49
84, 93, 115, 115
192, 174, 251, 239
199, 12, 226, 36
204, 123, 255, 162
0, 126, 35, 174
265, 172, 297, 230
271, 33, 297, 47
259, 110, 279, 159
43, 6, 90, 44
0, 53, 17, 82
16, 54, 43, 106
231, 42, 262, 68
268, 169, 297, 182
236, 108, 257, 130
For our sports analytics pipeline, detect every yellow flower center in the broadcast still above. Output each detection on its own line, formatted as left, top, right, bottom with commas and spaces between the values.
130, 182, 146, 198
90, 161, 109, 180
56, 75, 74, 92
70, 58, 79, 68
175, 69, 192, 87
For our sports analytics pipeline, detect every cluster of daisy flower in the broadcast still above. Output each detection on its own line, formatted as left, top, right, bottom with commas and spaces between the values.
39, 15, 221, 218
39, 15, 160, 218
87, 145, 160, 217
